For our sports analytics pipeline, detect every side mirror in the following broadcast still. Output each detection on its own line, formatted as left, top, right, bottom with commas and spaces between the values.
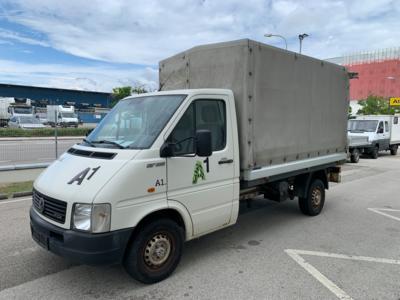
196, 130, 212, 157
160, 143, 173, 158
378, 128, 384, 134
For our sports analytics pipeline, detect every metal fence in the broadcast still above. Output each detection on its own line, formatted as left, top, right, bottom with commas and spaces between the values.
0, 133, 83, 170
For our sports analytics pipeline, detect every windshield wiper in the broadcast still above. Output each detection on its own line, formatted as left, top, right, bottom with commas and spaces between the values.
91, 140, 126, 149
82, 138, 96, 147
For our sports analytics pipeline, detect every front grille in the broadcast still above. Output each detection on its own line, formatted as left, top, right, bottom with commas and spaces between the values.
32, 189, 67, 224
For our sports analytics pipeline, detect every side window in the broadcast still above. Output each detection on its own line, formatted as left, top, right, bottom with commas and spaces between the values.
196, 100, 226, 151
167, 104, 195, 155
167, 99, 226, 155
394, 117, 399, 125
377, 121, 384, 133
385, 121, 389, 132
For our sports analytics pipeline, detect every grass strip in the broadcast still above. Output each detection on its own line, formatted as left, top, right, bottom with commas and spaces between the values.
0, 128, 91, 137
0, 181, 33, 198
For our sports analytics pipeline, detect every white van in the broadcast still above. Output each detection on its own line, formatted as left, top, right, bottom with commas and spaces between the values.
348, 115, 400, 162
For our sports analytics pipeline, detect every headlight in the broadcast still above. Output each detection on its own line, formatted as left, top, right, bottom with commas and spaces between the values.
72, 203, 111, 233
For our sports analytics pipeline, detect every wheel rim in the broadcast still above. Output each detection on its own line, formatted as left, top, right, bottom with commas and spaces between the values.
143, 232, 172, 269
311, 188, 322, 209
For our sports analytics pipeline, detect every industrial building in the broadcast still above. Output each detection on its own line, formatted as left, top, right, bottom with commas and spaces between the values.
0, 83, 112, 123
0, 83, 112, 108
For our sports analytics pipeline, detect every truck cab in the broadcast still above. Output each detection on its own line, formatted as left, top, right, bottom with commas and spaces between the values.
31, 89, 239, 283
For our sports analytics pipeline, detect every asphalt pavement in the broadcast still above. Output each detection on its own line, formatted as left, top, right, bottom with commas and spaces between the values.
0, 137, 82, 167
0, 154, 400, 299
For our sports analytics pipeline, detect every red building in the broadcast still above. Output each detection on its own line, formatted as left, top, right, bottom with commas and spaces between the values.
347, 59, 400, 100
328, 49, 400, 102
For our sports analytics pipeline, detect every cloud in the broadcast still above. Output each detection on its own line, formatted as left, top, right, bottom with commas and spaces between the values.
0, 28, 48, 47
0, 59, 158, 92
0, 0, 399, 90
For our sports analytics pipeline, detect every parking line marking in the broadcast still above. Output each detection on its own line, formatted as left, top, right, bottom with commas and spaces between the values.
0, 197, 31, 205
285, 249, 400, 300
285, 249, 353, 300
368, 208, 400, 222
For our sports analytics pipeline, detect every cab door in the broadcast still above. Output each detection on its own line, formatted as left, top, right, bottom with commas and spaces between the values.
376, 121, 387, 150
165, 96, 235, 236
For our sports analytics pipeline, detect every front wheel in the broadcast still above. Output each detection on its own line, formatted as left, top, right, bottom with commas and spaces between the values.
370, 146, 379, 159
123, 219, 184, 284
299, 179, 325, 216
390, 145, 398, 156
350, 149, 360, 163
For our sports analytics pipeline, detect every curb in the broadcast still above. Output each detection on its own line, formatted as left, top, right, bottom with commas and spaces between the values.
12, 191, 33, 198
0, 163, 50, 172
0, 191, 32, 200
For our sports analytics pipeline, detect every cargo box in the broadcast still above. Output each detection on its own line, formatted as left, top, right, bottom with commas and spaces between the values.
160, 39, 348, 179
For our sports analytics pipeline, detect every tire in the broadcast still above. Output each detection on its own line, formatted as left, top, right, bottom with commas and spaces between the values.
299, 179, 325, 216
350, 149, 360, 163
390, 145, 398, 156
370, 146, 379, 159
123, 219, 184, 284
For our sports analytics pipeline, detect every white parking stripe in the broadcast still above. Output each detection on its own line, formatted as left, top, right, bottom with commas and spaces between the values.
368, 208, 400, 222
285, 249, 400, 300
0, 197, 31, 205
285, 249, 353, 300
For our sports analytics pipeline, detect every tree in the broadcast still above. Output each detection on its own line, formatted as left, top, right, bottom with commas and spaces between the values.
357, 95, 400, 115
111, 85, 148, 107
111, 86, 132, 107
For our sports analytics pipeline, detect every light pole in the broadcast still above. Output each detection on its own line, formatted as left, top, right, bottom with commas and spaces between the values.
264, 33, 288, 50
298, 33, 309, 54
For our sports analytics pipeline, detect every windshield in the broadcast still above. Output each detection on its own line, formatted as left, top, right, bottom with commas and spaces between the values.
61, 112, 77, 118
86, 94, 186, 149
19, 116, 40, 124
348, 120, 378, 132
13, 107, 33, 114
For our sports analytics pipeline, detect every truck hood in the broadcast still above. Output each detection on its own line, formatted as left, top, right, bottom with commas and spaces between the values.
348, 131, 375, 142
34, 145, 141, 205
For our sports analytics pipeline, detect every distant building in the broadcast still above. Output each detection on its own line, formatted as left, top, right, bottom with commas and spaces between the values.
326, 48, 400, 114
0, 83, 112, 109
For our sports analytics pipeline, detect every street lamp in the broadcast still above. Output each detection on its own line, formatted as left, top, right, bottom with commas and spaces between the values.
264, 33, 288, 50
298, 33, 309, 54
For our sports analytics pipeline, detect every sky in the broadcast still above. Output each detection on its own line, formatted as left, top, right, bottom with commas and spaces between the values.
0, 0, 399, 92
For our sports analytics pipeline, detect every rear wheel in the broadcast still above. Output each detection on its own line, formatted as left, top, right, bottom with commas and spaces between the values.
123, 219, 184, 284
370, 146, 379, 159
390, 145, 398, 156
350, 149, 360, 163
299, 179, 325, 216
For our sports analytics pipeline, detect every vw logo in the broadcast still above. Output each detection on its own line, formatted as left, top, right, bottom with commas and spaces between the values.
37, 196, 45, 213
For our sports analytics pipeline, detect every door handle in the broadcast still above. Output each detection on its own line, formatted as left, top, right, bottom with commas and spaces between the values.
218, 158, 233, 165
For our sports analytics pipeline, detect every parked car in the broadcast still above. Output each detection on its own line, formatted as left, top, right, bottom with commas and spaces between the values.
8, 116, 46, 129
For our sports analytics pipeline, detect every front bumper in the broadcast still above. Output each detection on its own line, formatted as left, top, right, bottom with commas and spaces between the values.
30, 207, 133, 265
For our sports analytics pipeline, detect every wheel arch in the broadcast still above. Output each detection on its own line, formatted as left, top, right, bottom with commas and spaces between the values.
294, 169, 328, 199
130, 203, 192, 242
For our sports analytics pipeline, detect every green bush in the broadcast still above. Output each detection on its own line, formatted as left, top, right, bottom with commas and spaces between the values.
0, 127, 91, 137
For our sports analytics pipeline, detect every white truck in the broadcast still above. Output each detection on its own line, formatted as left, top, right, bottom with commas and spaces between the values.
30, 39, 348, 283
0, 97, 34, 127
47, 105, 79, 127
348, 115, 400, 162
